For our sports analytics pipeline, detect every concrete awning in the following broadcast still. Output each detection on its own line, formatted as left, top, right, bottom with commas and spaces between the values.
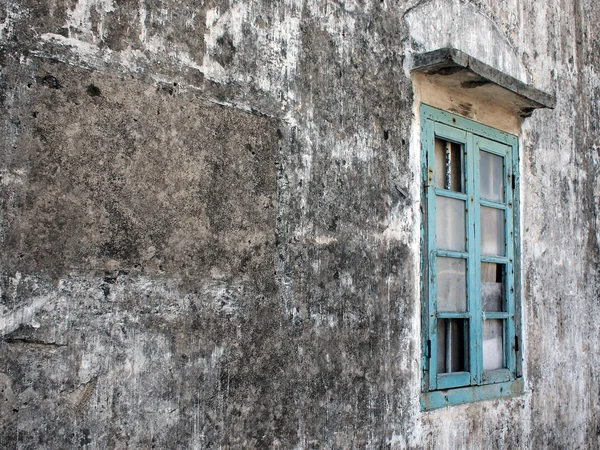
410, 48, 555, 117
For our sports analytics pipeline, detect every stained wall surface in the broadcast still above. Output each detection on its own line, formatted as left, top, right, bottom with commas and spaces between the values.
0, 0, 599, 448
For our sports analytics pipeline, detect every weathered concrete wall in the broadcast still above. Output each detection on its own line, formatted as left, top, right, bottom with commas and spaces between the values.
0, 0, 599, 448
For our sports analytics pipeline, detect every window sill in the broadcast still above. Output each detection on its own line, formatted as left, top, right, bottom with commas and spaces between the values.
420, 378, 524, 410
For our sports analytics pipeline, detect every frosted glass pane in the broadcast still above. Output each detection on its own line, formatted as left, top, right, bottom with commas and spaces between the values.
437, 258, 467, 312
436, 196, 465, 251
483, 320, 504, 371
437, 319, 468, 373
481, 206, 504, 256
481, 263, 503, 312
480, 151, 504, 202
435, 138, 463, 192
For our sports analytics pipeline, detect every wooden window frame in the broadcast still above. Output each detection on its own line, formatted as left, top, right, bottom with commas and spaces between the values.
420, 104, 523, 410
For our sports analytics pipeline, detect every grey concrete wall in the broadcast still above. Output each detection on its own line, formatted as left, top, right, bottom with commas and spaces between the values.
0, 0, 599, 448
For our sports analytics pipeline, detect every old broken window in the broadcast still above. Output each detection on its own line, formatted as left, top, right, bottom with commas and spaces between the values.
420, 104, 522, 408
411, 48, 555, 409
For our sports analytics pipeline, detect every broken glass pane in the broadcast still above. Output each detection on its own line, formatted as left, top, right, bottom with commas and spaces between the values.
480, 150, 504, 202
437, 319, 469, 374
436, 196, 466, 251
437, 257, 467, 312
481, 206, 505, 256
435, 138, 463, 192
483, 320, 504, 371
481, 263, 504, 312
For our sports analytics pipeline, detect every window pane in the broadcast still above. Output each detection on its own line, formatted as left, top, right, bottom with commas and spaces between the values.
480, 151, 504, 202
481, 206, 504, 256
435, 138, 463, 192
437, 319, 469, 373
436, 196, 466, 251
437, 257, 467, 312
481, 263, 504, 312
483, 320, 504, 371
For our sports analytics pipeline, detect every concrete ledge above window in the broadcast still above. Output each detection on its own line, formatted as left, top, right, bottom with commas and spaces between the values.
411, 48, 555, 118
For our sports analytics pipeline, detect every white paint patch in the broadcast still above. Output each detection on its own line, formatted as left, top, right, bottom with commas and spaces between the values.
38, 33, 112, 68
0, 294, 55, 335
210, 345, 225, 369
201, 4, 246, 82
201, 2, 301, 96
387, 433, 408, 449
323, 11, 356, 61
203, 280, 242, 316
67, 0, 116, 44
78, 350, 102, 382
330, 131, 375, 162
0, 169, 27, 186
340, 272, 354, 290
314, 235, 337, 245
404, 0, 528, 82
173, 50, 204, 72
34, 1, 199, 79
408, 69, 426, 445
119, 48, 149, 73
138, 0, 147, 43
377, 209, 415, 245
309, 313, 339, 331
0, 3, 24, 38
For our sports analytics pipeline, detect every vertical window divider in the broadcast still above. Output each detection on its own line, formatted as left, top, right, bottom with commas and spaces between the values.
469, 132, 482, 385
505, 145, 516, 377
425, 118, 438, 391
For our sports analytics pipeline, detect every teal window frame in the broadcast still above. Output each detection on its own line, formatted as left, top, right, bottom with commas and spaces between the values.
420, 104, 523, 410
